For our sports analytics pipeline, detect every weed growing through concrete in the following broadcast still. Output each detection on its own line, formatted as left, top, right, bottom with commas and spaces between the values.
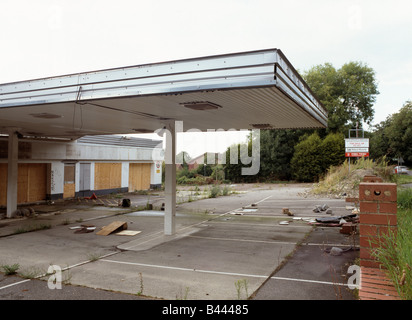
209, 185, 221, 198
136, 272, 144, 296
176, 286, 190, 300
19, 266, 45, 279
87, 253, 101, 262
0, 263, 20, 275
13, 223, 51, 234
235, 279, 249, 299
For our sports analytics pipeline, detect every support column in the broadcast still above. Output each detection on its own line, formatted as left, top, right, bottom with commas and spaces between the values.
164, 122, 176, 235
6, 132, 18, 218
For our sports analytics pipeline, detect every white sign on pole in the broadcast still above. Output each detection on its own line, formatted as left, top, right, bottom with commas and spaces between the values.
345, 138, 369, 158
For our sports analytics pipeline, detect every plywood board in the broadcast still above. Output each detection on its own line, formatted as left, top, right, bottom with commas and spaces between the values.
129, 163, 151, 191
0, 163, 7, 206
115, 230, 141, 236
96, 221, 127, 236
0, 163, 48, 205
28, 163, 47, 202
94, 163, 122, 190
63, 183, 75, 198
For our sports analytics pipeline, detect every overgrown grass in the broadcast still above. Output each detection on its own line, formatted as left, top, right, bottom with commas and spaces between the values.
370, 187, 412, 300
13, 223, 51, 234
0, 263, 20, 275
312, 157, 392, 197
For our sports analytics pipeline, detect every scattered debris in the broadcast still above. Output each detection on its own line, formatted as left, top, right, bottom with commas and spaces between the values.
11, 207, 37, 218
121, 199, 131, 207
311, 214, 359, 227
72, 225, 96, 234
84, 193, 98, 200
321, 204, 329, 211
239, 208, 257, 213
313, 204, 331, 213
315, 214, 357, 224
340, 222, 357, 234
115, 230, 141, 236
96, 221, 127, 236
282, 208, 294, 216
323, 246, 359, 255
329, 247, 343, 256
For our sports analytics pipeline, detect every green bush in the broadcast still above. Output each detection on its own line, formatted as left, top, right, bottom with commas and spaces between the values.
291, 133, 323, 182
209, 185, 221, 198
291, 132, 346, 182
320, 132, 345, 170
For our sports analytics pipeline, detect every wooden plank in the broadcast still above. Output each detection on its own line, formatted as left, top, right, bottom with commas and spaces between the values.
95, 163, 122, 190
116, 230, 141, 236
0, 163, 7, 206
142, 163, 151, 189
17, 163, 29, 203
28, 163, 47, 202
63, 183, 75, 198
96, 221, 127, 236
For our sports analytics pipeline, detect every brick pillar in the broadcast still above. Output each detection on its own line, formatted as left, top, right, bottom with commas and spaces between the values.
359, 182, 397, 268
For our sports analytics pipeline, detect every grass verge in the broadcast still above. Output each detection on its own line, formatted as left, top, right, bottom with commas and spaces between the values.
370, 187, 412, 300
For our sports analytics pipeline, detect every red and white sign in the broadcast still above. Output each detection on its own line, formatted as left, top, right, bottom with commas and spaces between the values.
345, 138, 369, 158
345, 152, 369, 158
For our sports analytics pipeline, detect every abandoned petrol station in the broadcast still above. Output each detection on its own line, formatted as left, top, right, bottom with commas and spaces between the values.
0, 48, 328, 235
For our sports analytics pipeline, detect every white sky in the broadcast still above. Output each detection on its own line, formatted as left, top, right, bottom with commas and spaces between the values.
1, 0, 411, 158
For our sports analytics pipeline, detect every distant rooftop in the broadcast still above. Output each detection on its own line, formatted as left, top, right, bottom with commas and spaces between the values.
77, 135, 162, 149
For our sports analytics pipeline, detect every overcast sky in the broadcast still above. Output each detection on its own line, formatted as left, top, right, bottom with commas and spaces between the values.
1, 0, 411, 157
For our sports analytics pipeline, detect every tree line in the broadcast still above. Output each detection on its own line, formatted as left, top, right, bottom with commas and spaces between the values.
223, 61, 411, 183
174, 61, 411, 184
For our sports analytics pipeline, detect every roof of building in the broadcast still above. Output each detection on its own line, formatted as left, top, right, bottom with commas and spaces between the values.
77, 135, 162, 149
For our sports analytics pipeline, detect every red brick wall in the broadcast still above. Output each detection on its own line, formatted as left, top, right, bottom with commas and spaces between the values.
359, 182, 397, 268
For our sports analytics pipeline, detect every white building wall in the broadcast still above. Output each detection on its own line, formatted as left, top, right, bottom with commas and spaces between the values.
50, 161, 64, 196
0, 137, 163, 201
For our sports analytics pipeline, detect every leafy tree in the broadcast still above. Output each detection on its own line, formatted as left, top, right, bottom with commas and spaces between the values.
224, 142, 256, 183
258, 129, 307, 180
195, 163, 213, 176
319, 132, 346, 170
290, 133, 323, 182
175, 151, 191, 169
303, 61, 379, 133
384, 101, 412, 164
369, 117, 394, 160
369, 101, 412, 165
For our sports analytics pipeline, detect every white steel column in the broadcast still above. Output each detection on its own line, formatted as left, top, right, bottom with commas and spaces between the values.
6, 131, 18, 218
164, 122, 176, 235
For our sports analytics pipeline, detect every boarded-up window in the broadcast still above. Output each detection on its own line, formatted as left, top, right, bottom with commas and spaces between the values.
63, 163, 75, 198
129, 163, 151, 191
64, 164, 75, 184
0, 163, 47, 205
94, 163, 122, 190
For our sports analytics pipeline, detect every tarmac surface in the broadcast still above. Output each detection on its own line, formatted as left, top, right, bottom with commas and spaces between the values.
0, 183, 359, 301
